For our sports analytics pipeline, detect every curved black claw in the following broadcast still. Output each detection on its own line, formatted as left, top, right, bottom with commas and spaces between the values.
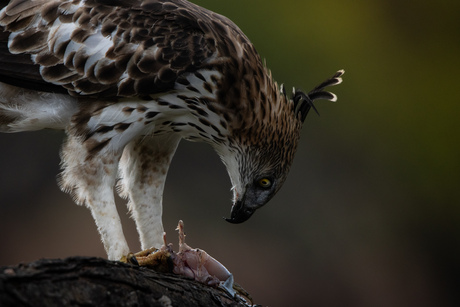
120, 253, 139, 265
128, 253, 139, 265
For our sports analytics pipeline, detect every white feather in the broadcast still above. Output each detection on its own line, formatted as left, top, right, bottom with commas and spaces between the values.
51, 22, 76, 54
0, 83, 78, 132
83, 31, 114, 74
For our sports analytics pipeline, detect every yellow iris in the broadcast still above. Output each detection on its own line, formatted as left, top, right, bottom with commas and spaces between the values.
258, 178, 272, 188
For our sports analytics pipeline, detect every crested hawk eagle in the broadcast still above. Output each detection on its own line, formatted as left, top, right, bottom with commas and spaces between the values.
0, 0, 343, 260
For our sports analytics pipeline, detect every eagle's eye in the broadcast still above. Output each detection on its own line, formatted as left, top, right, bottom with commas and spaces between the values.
258, 178, 272, 189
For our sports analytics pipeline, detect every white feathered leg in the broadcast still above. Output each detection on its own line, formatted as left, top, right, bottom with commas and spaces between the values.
118, 134, 181, 250
59, 135, 130, 260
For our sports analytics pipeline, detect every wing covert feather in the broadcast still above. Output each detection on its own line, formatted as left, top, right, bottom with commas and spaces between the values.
0, 0, 227, 97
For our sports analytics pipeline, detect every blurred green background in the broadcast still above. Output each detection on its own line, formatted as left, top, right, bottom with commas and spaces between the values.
0, 0, 459, 306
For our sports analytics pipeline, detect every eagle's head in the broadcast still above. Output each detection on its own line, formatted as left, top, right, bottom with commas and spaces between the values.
220, 70, 344, 223
221, 139, 299, 224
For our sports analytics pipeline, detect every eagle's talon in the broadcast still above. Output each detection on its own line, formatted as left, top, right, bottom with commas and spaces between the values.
120, 253, 139, 265
134, 246, 159, 258
129, 254, 139, 265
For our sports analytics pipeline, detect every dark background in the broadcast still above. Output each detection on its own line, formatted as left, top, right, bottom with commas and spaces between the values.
1, 1, 459, 306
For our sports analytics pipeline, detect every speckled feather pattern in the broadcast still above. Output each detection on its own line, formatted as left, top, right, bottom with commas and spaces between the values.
0, 0, 343, 260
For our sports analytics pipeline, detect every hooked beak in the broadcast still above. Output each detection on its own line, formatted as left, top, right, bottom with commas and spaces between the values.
224, 194, 256, 224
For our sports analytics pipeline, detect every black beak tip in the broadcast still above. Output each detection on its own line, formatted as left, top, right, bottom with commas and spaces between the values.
224, 198, 257, 224
224, 216, 245, 224
224, 207, 255, 224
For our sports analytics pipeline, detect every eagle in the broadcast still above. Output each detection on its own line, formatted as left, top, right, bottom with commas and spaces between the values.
0, 0, 343, 261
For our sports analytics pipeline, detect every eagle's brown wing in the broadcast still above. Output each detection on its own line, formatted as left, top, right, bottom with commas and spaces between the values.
0, 0, 235, 97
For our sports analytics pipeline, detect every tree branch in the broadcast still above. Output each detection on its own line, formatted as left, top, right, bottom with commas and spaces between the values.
0, 257, 254, 307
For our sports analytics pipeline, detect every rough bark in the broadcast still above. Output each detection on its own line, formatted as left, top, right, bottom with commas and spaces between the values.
0, 257, 254, 307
